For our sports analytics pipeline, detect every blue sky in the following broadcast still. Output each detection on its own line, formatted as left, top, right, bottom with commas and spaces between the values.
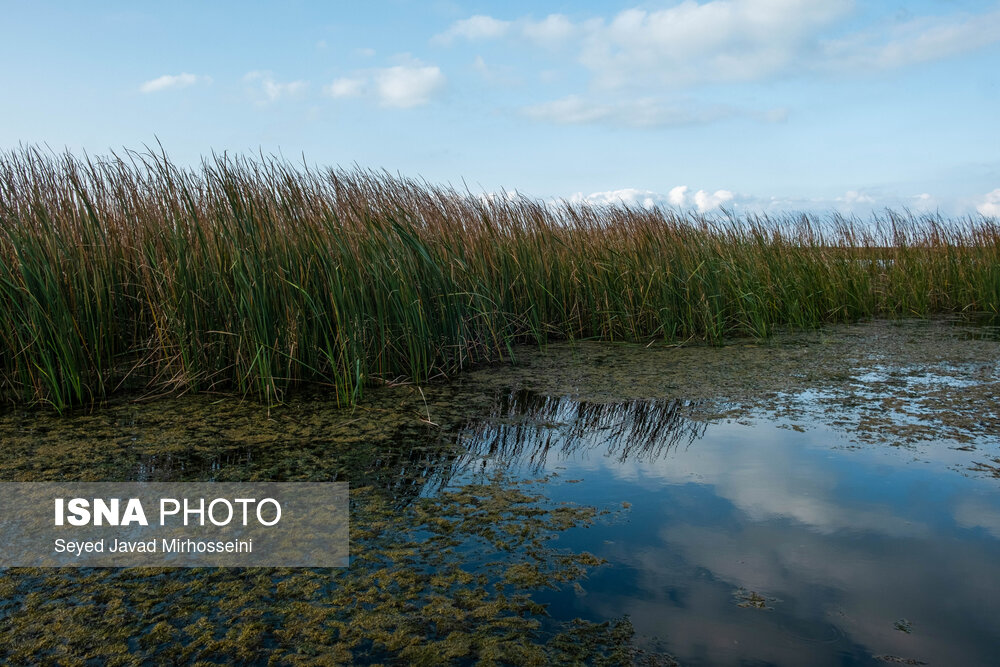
3, 0, 999, 216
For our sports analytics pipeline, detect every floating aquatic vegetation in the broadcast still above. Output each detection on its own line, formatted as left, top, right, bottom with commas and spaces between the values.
0, 475, 665, 664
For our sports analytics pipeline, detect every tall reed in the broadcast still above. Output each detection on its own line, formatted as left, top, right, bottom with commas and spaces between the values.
0, 147, 997, 410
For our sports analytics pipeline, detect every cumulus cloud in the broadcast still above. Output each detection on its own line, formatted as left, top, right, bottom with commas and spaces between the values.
567, 185, 735, 213
569, 188, 663, 209
324, 77, 365, 99
668, 185, 689, 207
439, 3, 1000, 93
662, 185, 739, 211
560, 186, 964, 216
434, 15, 511, 43
322, 59, 447, 109
374, 63, 446, 108
977, 189, 1000, 217
139, 73, 211, 93
433, 2, 1000, 129
693, 189, 735, 212
441, 1, 853, 90
431, 3, 997, 132
244, 71, 308, 102
579, 0, 853, 88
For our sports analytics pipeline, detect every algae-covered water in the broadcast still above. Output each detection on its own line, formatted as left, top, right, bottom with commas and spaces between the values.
1, 319, 998, 665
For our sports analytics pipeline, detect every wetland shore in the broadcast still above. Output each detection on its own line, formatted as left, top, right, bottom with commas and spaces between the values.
2, 148, 998, 664
1, 319, 998, 664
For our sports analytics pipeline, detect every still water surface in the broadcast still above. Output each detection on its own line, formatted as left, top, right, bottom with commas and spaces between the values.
454, 389, 1000, 665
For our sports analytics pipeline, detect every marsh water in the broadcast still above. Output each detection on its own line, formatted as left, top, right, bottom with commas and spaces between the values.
2, 319, 999, 665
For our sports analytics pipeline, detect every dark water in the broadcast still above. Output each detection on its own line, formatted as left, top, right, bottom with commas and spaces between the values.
2, 320, 998, 664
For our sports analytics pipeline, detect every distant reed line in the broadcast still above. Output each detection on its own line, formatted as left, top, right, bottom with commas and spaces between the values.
0, 147, 997, 410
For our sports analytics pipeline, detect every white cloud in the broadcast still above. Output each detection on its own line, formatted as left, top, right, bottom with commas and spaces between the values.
440, 3, 1000, 93
694, 189, 735, 212
429, 3, 992, 133
842, 190, 875, 205
324, 77, 365, 99
521, 14, 575, 47
538, 185, 986, 217
434, 3, 999, 130
320, 59, 447, 109
570, 188, 663, 209
447, 1, 853, 90
663, 184, 743, 212
668, 185, 689, 207
578, 1, 854, 88
139, 73, 211, 93
560, 185, 963, 216
244, 71, 308, 102
374, 62, 446, 108
356, 47, 376, 58
566, 185, 734, 212
977, 188, 1000, 217
434, 15, 511, 43
437, 13, 576, 48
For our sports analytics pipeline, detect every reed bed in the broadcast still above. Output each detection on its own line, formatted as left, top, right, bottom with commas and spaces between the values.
0, 147, 997, 410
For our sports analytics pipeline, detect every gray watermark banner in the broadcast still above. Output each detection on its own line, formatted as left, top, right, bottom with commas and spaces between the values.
0, 483, 348, 567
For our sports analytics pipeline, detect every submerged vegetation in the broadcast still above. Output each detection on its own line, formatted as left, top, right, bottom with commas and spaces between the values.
1, 146, 997, 409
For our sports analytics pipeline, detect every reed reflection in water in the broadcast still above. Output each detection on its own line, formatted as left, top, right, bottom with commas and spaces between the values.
459, 389, 707, 473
